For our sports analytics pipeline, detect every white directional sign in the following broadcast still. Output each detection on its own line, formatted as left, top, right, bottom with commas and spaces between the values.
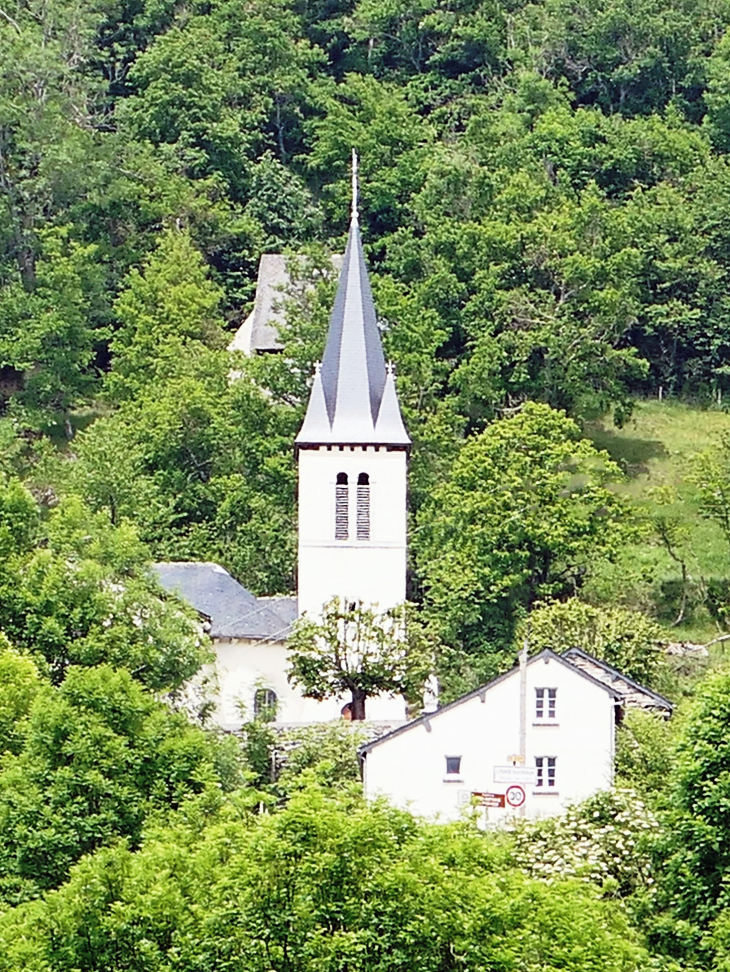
494, 765, 537, 785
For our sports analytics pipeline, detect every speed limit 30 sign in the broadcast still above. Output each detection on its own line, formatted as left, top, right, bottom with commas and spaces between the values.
505, 784, 526, 808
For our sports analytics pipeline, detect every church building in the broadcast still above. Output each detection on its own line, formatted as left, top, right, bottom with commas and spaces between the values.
155, 164, 411, 728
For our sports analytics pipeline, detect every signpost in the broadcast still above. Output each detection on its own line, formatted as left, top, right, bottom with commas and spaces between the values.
494, 765, 537, 785
471, 791, 505, 808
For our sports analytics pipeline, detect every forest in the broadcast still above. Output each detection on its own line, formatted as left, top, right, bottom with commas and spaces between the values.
6, 0, 730, 966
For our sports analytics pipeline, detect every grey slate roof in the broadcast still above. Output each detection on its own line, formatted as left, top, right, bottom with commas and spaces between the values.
229, 254, 344, 356
230, 254, 288, 354
360, 648, 650, 755
562, 647, 673, 712
296, 212, 410, 448
153, 562, 296, 641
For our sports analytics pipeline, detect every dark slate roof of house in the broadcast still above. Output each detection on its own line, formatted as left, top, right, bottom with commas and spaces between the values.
296, 202, 410, 448
229, 254, 344, 355
562, 647, 673, 712
153, 562, 296, 642
360, 648, 664, 755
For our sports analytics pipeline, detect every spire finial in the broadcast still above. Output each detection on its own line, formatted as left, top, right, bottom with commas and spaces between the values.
351, 148, 359, 225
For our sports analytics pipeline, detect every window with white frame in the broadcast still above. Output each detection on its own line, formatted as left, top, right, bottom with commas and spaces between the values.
335, 472, 349, 540
535, 756, 556, 788
535, 687, 557, 721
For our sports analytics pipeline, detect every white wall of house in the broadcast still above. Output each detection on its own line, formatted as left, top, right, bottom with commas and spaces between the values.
210, 638, 408, 729
298, 445, 407, 618
362, 654, 616, 823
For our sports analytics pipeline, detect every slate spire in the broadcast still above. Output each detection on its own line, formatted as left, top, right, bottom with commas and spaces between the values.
296, 152, 410, 447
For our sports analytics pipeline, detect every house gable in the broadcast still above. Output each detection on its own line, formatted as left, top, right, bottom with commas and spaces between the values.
360, 649, 620, 756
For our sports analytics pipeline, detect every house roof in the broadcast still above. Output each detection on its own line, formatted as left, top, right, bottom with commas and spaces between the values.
562, 647, 673, 712
360, 649, 625, 755
229, 254, 345, 356
295, 184, 410, 448
153, 562, 296, 642
230, 254, 288, 354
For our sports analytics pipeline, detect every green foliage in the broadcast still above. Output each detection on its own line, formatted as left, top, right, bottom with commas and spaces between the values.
0, 489, 211, 691
0, 229, 103, 421
616, 710, 677, 805
0, 664, 222, 902
276, 721, 367, 791
0, 785, 648, 971
107, 228, 226, 402
519, 598, 667, 686
288, 599, 436, 718
656, 669, 730, 930
0, 635, 41, 756
417, 403, 630, 675
689, 431, 730, 551
510, 787, 658, 897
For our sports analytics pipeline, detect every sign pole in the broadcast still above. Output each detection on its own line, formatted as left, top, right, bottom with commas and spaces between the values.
518, 622, 529, 817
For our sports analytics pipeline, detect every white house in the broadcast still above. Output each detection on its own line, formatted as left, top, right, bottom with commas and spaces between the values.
155, 161, 411, 728
361, 648, 672, 823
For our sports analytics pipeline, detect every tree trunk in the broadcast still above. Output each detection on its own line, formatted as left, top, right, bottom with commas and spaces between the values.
350, 687, 367, 721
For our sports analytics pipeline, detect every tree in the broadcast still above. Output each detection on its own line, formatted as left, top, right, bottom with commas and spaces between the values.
416, 403, 629, 674
107, 227, 226, 402
0, 784, 649, 972
517, 599, 667, 687
615, 709, 676, 805
689, 432, 730, 550
0, 488, 211, 691
0, 635, 41, 756
0, 229, 103, 422
0, 664, 226, 902
288, 599, 435, 719
648, 669, 730, 965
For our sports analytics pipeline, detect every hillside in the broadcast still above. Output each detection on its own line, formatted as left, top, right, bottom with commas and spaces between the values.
587, 400, 730, 644
6, 0, 730, 967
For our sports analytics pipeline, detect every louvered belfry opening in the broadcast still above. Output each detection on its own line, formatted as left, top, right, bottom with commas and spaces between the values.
335, 472, 349, 540
357, 472, 370, 540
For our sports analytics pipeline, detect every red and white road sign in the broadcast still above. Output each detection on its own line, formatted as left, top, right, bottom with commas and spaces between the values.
505, 784, 526, 808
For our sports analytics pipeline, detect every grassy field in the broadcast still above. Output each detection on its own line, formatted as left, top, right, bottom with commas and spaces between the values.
585, 399, 730, 647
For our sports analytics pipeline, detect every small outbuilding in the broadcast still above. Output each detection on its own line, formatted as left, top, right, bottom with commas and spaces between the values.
360, 648, 672, 823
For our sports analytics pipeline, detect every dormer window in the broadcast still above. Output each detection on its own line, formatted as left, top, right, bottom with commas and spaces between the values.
357, 473, 370, 540
335, 473, 349, 540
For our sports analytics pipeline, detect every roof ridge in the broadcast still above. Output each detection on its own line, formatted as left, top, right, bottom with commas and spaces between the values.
561, 647, 673, 709
360, 649, 622, 755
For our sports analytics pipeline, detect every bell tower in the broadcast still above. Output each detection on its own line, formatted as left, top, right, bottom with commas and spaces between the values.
296, 154, 410, 618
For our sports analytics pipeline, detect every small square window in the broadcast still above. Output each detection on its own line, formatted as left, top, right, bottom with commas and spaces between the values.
445, 756, 461, 775
536, 688, 557, 721
535, 756, 556, 787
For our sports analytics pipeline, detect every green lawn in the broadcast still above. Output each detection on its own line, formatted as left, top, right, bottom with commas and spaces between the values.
585, 399, 730, 646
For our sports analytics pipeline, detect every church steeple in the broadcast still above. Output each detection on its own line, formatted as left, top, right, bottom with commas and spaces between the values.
296, 152, 410, 448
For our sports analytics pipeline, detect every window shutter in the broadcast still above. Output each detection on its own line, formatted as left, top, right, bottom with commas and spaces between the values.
357, 473, 370, 540
335, 484, 349, 540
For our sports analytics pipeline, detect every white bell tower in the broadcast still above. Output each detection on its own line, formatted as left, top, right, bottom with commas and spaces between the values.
296, 153, 410, 618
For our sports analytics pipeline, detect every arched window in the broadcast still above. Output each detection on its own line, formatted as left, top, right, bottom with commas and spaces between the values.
357, 472, 370, 540
335, 472, 349, 540
254, 688, 277, 722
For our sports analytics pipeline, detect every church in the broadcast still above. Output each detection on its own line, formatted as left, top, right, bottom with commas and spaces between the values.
155, 166, 411, 729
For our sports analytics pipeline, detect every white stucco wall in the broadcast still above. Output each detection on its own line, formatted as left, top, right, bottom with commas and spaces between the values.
210, 638, 408, 729
298, 445, 407, 617
362, 655, 616, 822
